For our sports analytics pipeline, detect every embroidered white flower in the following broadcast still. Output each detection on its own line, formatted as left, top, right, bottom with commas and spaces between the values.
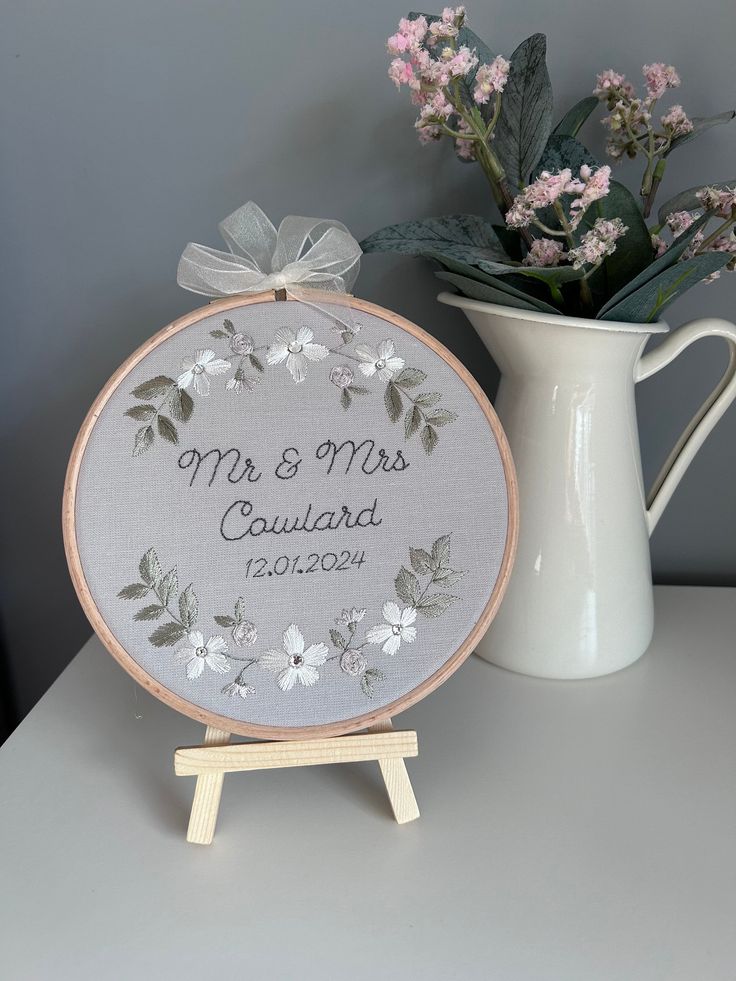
366, 602, 418, 655
340, 649, 367, 676
222, 680, 256, 699
226, 370, 260, 394
266, 327, 329, 384
177, 349, 231, 396
232, 621, 258, 647
229, 332, 254, 355
260, 624, 329, 691
336, 607, 367, 627
355, 339, 405, 381
176, 631, 230, 679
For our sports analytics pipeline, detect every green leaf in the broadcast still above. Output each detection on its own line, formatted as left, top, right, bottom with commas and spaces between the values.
416, 592, 459, 618
139, 548, 162, 586
330, 629, 347, 650
514, 265, 585, 285
222, 319, 235, 334
596, 212, 711, 318
360, 215, 508, 267
340, 387, 351, 410
599, 252, 732, 323
158, 567, 178, 605
657, 180, 736, 225
125, 404, 156, 421
492, 224, 523, 262
432, 535, 451, 568
179, 584, 198, 630
552, 97, 599, 138
433, 568, 466, 587
420, 425, 439, 454
409, 547, 433, 575
133, 425, 154, 457
385, 382, 402, 423
414, 392, 441, 407
436, 271, 557, 313
394, 367, 427, 388
404, 405, 422, 438
235, 597, 246, 623
349, 385, 369, 395
157, 415, 178, 444
168, 387, 194, 423
131, 376, 175, 400
494, 34, 554, 189
210, 329, 228, 339
425, 408, 457, 427
665, 110, 736, 156
149, 622, 187, 648
360, 667, 384, 698
432, 253, 560, 313
134, 604, 166, 622
395, 566, 420, 606
118, 583, 150, 600
249, 354, 264, 373
215, 615, 236, 627
533, 134, 599, 177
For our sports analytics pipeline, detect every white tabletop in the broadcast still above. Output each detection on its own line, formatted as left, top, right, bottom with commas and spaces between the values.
1, 585, 734, 980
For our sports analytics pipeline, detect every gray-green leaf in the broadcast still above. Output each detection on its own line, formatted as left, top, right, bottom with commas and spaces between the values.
340, 388, 352, 410
133, 425, 154, 457
157, 415, 178, 444
405, 405, 422, 438
420, 425, 438, 454
330, 629, 347, 650
249, 354, 264, 373
493, 34, 554, 189
132, 376, 175, 400
394, 367, 427, 388
432, 535, 451, 568
118, 583, 150, 600
134, 604, 165, 621
436, 271, 558, 313
139, 548, 162, 586
552, 97, 599, 138
424, 408, 457, 427
433, 568, 466, 587
395, 566, 420, 605
235, 597, 246, 623
149, 622, 187, 647
409, 547, 433, 575
125, 404, 156, 421
657, 180, 736, 225
360, 215, 508, 266
665, 110, 736, 156
168, 387, 194, 423
223, 319, 235, 334
179, 585, 198, 630
215, 615, 236, 627
385, 382, 402, 423
158, 567, 178, 605
416, 592, 458, 618
414, 392, 442, 407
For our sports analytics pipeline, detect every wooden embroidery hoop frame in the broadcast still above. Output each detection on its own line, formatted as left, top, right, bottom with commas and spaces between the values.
63, 289, 518, 843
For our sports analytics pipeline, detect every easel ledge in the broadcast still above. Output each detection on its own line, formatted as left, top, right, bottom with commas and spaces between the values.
175, 719, 420, 844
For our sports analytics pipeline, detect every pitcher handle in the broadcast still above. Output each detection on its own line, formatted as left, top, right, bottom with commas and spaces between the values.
636, 317, 736, 535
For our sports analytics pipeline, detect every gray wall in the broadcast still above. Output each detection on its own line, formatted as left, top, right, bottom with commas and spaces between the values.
1, 0, 734, 727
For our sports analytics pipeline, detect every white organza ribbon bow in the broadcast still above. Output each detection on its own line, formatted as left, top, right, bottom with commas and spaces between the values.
177, 202, 362, 322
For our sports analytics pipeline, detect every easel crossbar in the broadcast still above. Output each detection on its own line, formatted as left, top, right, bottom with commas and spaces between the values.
175, 730, 418, 777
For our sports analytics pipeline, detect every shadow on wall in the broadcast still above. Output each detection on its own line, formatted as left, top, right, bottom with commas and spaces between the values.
0, 609, 19, 741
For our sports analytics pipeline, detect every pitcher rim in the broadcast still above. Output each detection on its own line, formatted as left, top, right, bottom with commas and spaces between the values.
437, 291, 670, 334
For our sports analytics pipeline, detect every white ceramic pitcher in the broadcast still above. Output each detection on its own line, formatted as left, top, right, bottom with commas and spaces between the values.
439, 292, 736, 679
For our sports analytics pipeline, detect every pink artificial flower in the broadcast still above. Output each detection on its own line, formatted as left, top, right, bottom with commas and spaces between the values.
642, 63, 681, 101
446, 45, 479, 79
523, 238, 564, 267
388, 58, 416, 89
473, 55, 511, 104
651, 233, 668, 257
696, 186, 736, 219
665, 210, 696, 237
568, 218, 628, 269
569, 165, 611, 228
454, 117, 476, 159
416, 123, 442, 144
661, 104, 693, 137
593, 69, 636, 102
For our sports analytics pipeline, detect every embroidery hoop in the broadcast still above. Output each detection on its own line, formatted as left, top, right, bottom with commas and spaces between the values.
63, 290, 518, 741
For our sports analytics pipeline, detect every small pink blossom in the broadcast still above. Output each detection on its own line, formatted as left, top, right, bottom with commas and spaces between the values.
696, 186, 736, 218
651, 233, 668, 257
388, 58, 416, 89
473, 56, 511, 104
454, 117, 476, 160
569, 165, 611, 228
387, 16, 428, 56
523, 238, 564, 267
593, 69, 636, 102
568, 218, 628, 269
661, 104, 693, 137
665, 211, 696, 237
642, 63, 681, 101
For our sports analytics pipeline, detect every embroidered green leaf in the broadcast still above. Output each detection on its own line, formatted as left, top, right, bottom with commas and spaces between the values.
432, 535, 451, 568
361, 667, 384, 698
134, 604, 166, 621
394, 367, 427, 388
235, 597, 246, 623
133, 425, 154, 457
330, 629, 347, 650
341, 330, 354, 344
416, 593, 459, 618
414, 392, 441, 407
425, 408, 458, 427
395, 566, 420, 605
433, 568, 466, 587
139, 549, 162, 586
118, 583, 150, 600
149, 621, 187, 647
179, 584, 199, 630
223, 319, 236, 334
420, 425, 438, 454
125, 404, 156, 421
409, 547, 433, 575
215, 615, 236, 627
168, 387, 194, 422
340, 388, 352, 410
157, 415, 179, 444
158, 567, 179, 605
210, 329, 229, 339
405, 405, 422, 438
132, 376, 175, 400
249, 354, 264, 373
349, 385, 369, 395
385, 382, 402, 423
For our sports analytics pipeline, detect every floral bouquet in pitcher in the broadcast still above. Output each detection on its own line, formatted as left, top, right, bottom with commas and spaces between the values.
360, 7, 736, 321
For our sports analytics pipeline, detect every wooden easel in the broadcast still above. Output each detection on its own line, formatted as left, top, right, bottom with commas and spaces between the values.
174, 718, 420, 844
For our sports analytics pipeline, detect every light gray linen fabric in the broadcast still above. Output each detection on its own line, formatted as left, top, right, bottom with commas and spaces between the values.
75, 299, 509, 728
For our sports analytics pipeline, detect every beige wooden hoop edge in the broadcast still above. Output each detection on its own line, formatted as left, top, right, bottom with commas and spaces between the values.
62, 290, 519, 741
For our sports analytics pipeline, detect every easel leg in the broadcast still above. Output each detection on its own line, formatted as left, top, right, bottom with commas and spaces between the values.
186, 726, 231, 844
368, 718, 420, 824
